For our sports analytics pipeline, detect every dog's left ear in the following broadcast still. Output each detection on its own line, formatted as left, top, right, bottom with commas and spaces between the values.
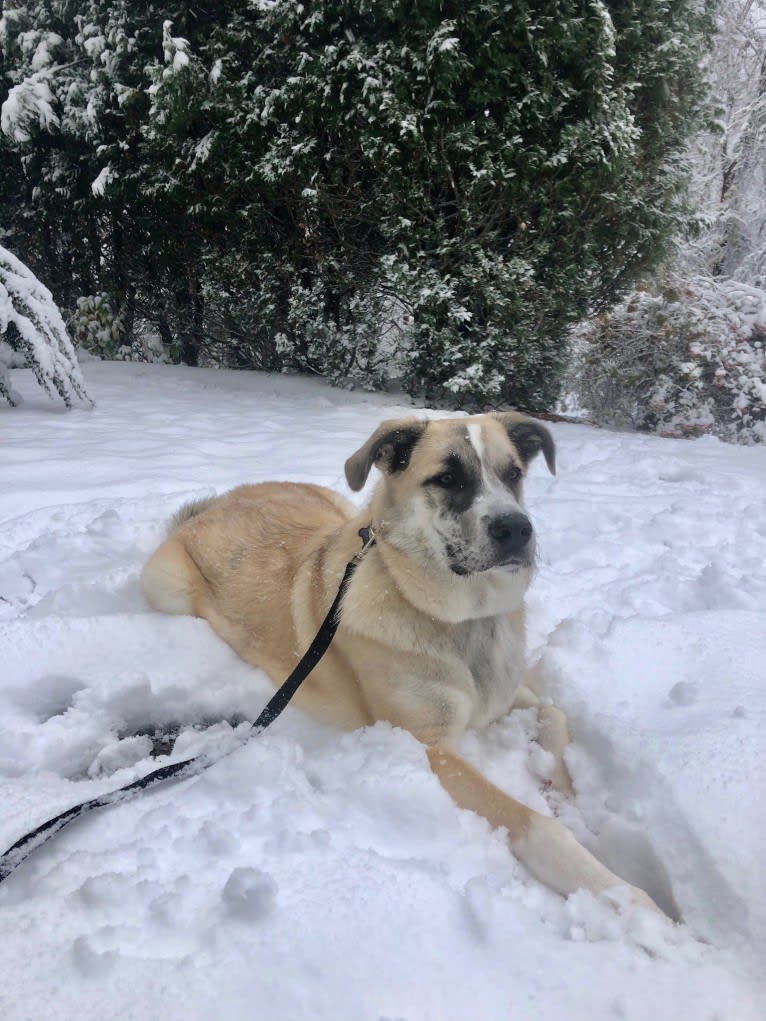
492, 412, 556, 475
345, 418, 427, 491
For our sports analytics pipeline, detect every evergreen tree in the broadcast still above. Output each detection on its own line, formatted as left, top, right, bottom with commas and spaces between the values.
1, 1, 716, 408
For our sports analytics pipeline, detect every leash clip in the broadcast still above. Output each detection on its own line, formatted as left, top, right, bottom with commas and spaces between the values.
357, 524, 376, 553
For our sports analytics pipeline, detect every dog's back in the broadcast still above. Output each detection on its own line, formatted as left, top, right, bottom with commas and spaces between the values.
142, 480, 357, 673
144, 481, 352, 610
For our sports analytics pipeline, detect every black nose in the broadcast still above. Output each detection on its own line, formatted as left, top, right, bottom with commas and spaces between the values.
487, 512, 533, 554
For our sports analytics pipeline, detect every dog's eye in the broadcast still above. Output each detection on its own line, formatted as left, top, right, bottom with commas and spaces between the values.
425, 464, 466, 490
506, 466, 522, 483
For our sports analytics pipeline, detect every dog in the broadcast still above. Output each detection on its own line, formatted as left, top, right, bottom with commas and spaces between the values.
142, 412, 660, 913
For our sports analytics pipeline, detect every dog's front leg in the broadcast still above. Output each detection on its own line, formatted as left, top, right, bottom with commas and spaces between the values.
355, 647, 660, 912
427, 745, 661, 914
513, 685, 574, 797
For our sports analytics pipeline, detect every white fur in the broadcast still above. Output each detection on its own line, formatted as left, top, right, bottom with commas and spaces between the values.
458, 613, 527, 727
470, 422, 528, 546
466, 422, 485, 463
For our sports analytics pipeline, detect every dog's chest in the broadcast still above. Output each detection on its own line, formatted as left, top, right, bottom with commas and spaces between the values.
452, 615, 525, 728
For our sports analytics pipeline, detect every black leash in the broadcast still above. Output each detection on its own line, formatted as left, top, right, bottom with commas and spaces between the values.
0, 526, 376, 885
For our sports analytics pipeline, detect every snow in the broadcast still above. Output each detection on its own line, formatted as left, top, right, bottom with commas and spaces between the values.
161, 20, 190, 75
0, 72, 60, 142
91, 165, 115, 197
1, 361, 764, 1020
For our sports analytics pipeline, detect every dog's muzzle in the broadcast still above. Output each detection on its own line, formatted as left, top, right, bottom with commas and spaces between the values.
446, 513, 535, 576
487, 512, 533, 559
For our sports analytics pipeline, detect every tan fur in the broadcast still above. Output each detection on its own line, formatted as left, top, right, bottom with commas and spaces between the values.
142, 414, 661, 913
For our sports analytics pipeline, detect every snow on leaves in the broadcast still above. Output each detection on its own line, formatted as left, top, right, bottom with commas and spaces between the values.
571, 276, 766, 444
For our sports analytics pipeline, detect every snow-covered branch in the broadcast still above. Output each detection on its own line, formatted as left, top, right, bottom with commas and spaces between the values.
0, 246, 92, 408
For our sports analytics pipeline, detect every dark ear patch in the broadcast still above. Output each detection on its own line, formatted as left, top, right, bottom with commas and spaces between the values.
374, 428, 423, 474
492, 413, 556, 475
345, 419, 427, 491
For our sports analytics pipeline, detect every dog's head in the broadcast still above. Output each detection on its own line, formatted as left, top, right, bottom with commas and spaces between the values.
345, 413, 555, 578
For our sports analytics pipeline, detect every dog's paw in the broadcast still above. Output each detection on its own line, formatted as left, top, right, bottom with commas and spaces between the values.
605, 882, 668, 919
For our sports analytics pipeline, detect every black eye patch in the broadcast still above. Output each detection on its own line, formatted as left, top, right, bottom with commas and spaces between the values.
424, 453, 480, 513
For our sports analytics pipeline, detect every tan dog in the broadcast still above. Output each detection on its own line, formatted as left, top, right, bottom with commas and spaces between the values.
142, 413, 659, 912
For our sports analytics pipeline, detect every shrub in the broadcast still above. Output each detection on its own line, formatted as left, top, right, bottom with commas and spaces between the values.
571, 278, 766, 444
73, 293, 125, 359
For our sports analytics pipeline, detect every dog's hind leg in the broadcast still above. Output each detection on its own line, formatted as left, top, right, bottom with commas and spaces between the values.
141, 538, 210, 617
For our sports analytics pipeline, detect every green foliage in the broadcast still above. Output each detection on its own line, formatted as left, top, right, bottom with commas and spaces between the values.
73, 293, 124, 359
0, 0, 716, 408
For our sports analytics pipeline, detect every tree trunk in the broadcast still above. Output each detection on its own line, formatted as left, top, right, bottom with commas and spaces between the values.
177, 273, 204, 366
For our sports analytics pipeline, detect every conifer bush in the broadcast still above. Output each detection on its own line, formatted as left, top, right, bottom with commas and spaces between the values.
0, 1, 715, 409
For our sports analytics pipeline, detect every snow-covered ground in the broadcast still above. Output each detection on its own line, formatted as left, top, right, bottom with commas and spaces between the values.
1, 361, 764, 1021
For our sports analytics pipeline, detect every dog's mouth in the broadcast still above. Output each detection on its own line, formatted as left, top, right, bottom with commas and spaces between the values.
446, 548, 531, 576
449, 561, 470, 576
495, 556, 529, 571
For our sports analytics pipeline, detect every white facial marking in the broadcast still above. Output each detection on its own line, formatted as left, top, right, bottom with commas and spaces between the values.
466, 422, 524, 514
466, 423, 485, 465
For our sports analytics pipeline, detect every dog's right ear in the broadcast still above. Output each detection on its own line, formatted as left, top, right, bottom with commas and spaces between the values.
345, 418, 427, 491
